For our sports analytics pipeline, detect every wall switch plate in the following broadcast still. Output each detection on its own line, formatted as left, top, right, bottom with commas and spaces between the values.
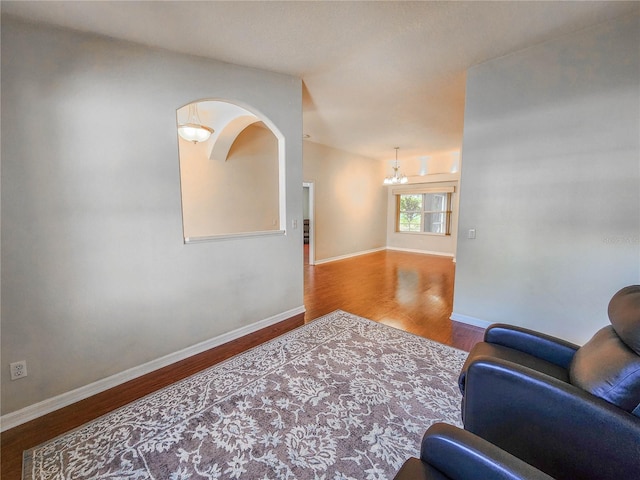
10, 360, 27, 380
468, 229, 476, 239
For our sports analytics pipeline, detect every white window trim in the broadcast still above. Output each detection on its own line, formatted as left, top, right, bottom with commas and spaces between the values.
395, 187, 454, 235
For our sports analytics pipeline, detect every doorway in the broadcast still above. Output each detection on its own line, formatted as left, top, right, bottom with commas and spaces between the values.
303, 182, 315, 265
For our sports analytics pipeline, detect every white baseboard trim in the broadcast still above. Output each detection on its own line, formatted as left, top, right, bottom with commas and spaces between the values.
0, 306, 306, 432
386, 246, 455, 258
450, 312, 492, 329
314, 247, 386, 265
313, 246, 455, 265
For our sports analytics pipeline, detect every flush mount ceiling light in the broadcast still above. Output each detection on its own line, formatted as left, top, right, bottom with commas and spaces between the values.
178, 103, 214, 144
383, 147, 408, 185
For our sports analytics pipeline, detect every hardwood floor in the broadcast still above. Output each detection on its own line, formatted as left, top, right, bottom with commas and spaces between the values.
305, 249, 483, 351
2, 249, 483, 479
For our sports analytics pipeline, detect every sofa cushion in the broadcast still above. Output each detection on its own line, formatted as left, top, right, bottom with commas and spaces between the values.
608, 285, 640, 355
570, 325, 640, 414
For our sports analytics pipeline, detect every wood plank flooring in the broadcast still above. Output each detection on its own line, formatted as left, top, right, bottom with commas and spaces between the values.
2, 250, 483, 479
305, 249, 483, 351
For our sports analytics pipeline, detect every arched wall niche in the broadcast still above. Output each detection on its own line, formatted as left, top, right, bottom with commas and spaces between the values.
176, 99, 286, 243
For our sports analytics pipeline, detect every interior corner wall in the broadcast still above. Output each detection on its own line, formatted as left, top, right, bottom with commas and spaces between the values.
302, 141, 387, 262
453, 13, 640, 344
1, 18, 303, 415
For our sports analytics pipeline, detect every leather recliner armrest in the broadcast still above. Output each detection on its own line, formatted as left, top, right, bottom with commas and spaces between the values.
463, 357, 640, 480
392, 424, 554, 480
484, 324, 579, 368
420, 423, 555, 480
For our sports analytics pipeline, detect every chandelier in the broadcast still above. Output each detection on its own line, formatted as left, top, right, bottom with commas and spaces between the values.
178, 103, 214, 144
383, 147, 408, 185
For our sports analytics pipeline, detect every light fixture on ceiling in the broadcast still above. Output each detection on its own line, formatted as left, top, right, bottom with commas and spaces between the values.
178, 103, 214, 144
383, 147, 408, 185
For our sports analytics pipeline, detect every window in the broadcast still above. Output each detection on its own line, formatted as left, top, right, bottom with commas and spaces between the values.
396, 189, 453, 235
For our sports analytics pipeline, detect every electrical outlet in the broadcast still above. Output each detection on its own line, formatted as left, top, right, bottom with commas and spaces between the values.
10, 360, 27, 380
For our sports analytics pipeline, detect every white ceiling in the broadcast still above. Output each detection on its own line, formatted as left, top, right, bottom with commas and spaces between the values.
2, 1, 638, 162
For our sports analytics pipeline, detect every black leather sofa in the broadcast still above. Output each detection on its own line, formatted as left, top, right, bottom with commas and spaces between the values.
393, 423, 554, 480
458, 285, 640, 479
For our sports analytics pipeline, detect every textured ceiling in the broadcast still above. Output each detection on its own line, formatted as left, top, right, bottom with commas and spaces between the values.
2, 1, 638, 161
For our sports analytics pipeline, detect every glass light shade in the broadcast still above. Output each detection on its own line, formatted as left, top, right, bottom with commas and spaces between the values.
178, 123, 214, 143
383, 173, 408, 185
178, 103, 214, 143
383, 147, 408, 185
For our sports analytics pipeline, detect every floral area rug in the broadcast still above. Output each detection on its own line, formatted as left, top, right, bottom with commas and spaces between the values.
23, 310, 468, 480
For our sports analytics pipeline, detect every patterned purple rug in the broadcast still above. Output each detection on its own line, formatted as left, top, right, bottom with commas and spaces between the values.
23, 310, 467, 480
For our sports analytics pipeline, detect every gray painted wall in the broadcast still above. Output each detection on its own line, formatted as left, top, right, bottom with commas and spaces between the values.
453, 13, 640, 344
1, 18, 303, 414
